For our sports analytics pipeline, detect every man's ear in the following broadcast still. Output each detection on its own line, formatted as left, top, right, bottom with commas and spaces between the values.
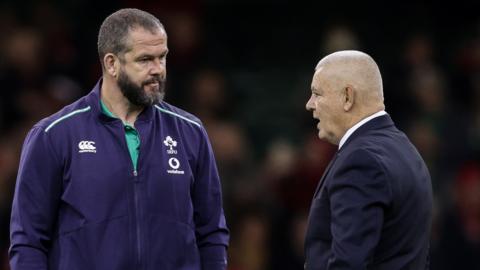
103, 53, 118, 77
343, 86, 354, 111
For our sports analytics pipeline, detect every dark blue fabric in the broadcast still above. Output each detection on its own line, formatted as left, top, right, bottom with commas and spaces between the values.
9, 80, 229, 270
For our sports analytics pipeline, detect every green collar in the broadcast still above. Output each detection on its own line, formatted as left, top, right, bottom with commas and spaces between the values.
100, 99, 135, 128
100, 99, 140, 170
100, 99, 118, 119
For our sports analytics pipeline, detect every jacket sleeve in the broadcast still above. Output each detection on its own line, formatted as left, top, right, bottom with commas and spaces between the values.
327, 148, 391, 270
193, 126, 229, 270
9, 126, 62, 270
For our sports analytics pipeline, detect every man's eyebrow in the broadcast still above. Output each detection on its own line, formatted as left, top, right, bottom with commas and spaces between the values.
136, 54, 153, 58
135, 49, 169, 59
311, 86, 322, 93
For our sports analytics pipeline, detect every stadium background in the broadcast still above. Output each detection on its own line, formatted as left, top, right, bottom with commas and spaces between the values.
0, 0, 479, 269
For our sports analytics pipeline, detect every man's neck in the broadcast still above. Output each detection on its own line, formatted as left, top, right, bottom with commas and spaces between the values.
101, 78, 144, 126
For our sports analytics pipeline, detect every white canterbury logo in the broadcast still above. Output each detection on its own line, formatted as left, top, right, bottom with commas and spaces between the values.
78, 141, 96, 153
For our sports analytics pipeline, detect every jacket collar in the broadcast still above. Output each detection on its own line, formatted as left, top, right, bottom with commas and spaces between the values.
85, 78, 155, 123
338, 114, 395, 153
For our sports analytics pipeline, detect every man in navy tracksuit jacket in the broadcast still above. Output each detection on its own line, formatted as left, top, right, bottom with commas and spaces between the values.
9, 9, 229, 270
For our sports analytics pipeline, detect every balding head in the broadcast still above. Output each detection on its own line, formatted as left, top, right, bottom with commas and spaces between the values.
316, 50, 384, 106
306, 50, 386, 145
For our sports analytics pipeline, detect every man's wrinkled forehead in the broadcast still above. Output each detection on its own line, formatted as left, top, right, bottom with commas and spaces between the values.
123, 26, 167, 51
310, 66, 326, 92
312, 65, 329, 83
126, 25, 166, 39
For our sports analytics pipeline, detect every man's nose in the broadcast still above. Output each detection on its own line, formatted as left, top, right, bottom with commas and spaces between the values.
150, 59, 165, 75
306, 95, 315, 111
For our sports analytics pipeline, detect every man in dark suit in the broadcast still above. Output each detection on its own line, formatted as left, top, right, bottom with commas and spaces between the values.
304, 50, 433, 270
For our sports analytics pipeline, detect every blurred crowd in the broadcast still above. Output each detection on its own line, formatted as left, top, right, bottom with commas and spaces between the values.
0, 1, 479, 269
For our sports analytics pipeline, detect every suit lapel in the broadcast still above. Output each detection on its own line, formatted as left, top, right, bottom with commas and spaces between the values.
313, 152, 338, 198
311, 115, 395, 199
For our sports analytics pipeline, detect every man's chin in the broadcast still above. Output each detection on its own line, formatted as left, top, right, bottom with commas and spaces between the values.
317, 131, 330, 143
147, 92, 165, 105
141, 87, 165, 103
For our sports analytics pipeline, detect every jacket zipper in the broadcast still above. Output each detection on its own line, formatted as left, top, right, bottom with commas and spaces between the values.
133, 169, 142, 269
121, 123, 142, 269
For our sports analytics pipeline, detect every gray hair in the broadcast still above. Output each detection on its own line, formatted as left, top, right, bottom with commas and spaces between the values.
316, 50, 384, 100
97, 8, 164, 66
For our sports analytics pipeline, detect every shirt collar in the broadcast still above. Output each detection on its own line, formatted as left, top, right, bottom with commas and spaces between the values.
100, 99, 138, 129
338, 110, 387, 149
100, 99, 116, 118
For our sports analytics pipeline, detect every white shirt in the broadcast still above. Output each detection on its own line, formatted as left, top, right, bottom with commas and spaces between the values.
338, 110, 387, 149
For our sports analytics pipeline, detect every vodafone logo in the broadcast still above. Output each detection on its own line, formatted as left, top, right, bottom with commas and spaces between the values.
78, 141, 96, 153
167, 157, 184, 175
168, 158, 180, 169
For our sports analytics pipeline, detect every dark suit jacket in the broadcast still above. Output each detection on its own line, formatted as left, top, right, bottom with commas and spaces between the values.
304, 115, 433, 270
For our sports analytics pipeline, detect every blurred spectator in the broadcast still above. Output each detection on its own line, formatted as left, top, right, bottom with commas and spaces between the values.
321, 24, 360, 54
461, 32, 480, 158
263, 135, 335, 212
262, 136, 335, 270
0, 26, 46, 132
187, 69, 231, 124
432, 162, 480, 270
407, 118, 445, 192
270, 211, 308, 270
32, 3, 80, 75
401, 34, 467, 200
261, 139, 298, 197
210, 121, 258, 215
228, 211, 270, 270
163, 9, 206, 105
184, 68, 260, 227
0, 132, 26, 270
165, 11, 204, 69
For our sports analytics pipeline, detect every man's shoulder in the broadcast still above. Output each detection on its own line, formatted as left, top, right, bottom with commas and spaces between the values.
35, 95, 92, 133
335, 137, 392, 177
153, 101, 203, 129
337, 127, 415, 177
345, 124, 402, 154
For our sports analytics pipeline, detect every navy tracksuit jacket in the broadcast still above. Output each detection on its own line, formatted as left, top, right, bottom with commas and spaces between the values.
9, 81, 229, 270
